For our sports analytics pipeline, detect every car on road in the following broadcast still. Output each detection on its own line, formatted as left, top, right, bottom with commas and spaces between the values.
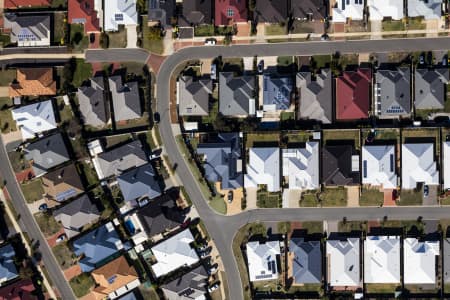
227, 191, 233, 203
38, 203, 48, 212
424, 185, 429, 197
208, 283, 219, 293
205, 38, 216, 46
55, 234, 66, 244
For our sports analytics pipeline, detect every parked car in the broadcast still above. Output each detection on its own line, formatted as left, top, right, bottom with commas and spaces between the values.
443, 56, 448, 66
424, 185, 429, 197
208, 283, 219, 293
153, 112, 160, 123
321, 34, 329, 41
205, 38, 216, 45
419, 54, 425, 65
38, 203, 48, 212
89, 33, 95, 43
55, 234, 66, 244
198, 244, 208, 251
257, 60, 264, 73
227, 191, 233, 203
208, 266, 218, 275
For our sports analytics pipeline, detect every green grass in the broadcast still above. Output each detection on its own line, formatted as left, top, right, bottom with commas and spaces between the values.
0, 34, 11, 47
257, 190, 281, 208
277, 56, 293, 66
280, 112, 294, 121
398, 189, 423, 206
56, 97, 73, 124
407, 18, 426, 30
73, 59, 93, 87
402, 128, 439, 154
209, 196, 227, 214
362, 129, 399, 144
142, 16, 164, 54
8, 151, 29, 173
382, 20, 405, 32
53, 12, 66, 45
0, 97, 16, 133
245, 133, 279, 148
52, 243, 75, 270
299, 193, 318, 207
0, 69, 16, 86
365, 283, 400, 293
311, 55, 331, 69
77, 161, 99, 189
34, 212, 61, 237
202, 96, 218, 125
69, 273, 95, 298
194, 24, 215, 36
265, 24, 286, 35
339, 220, 367, 232
415, 108, 441, 120
300, 221, 323, 234
290, 20, 316, 34
323, 129, 360, 148
51, 0, 67, 8
284, 131, 311, 144
108, 26, 128, 48
319, 187, 347, 207
359, 188, 384, 206
20, 180, 44, 203
105, 134, 133, 148
69, 24, 89, 52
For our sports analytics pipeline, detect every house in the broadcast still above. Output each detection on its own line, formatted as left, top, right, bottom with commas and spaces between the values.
362, 145, 397, 189
0, 244, 18, 285
197, 133, 243, 190
291, 0, 327, 21
364, 236, 400, 283
244, 148, 280, 192
12, 100, 57, 141
42, 163, 84, 202
214, 0, 248, 26
367, 0, 404, 21
289, 238, 321, 284
77, 76, 110, 128
73, 222, 124, 272
178, 0, 212, 27
109, 76, 141, 122
90, 256, 140, 300
297, 70, 333, 124
262, 74, 293, 111
161, 265, 208, 300
404, 238, 440, 284
24, 133, 70, 177
414, 68, 449, 110
282, 142, 319, 191
68, 0, 101, 33
246, 241, 281, 282
0, 279, 36, 300
326, 238, 360, 287
117, 163, 162, 205
148, 0, 175, 28
443, 142, 450, 190
4, 0, 50, 9
219, 72, 256, 117
53, 194, 100, 238
92, 140, 147, 180
401, 143, 439, 189
254, 0, 288, 24
104, 0, 138, 31
3, 13, 50, 46
335, 68, 371, 121
178, 75, 212, 116
322, 145, 360, 186
408, 0, 442, 20
443, 238, 450, 283
375, 67, 411, 118
151, 229, 199, 278
330, 0, 364, 23
9, 68, 56, 98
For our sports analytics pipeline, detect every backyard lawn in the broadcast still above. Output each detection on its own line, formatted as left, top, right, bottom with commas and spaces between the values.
53, 12, 66, 45
323, 129, 360, 148
105, 134, 133, 148
77, 162, 99, 189
73, 59, 93, 87
70, 273, 95, 298
359, 188, 384, 206
0, 97, 16, 133
284, 131, 311, 144
398, 189, 422, 206
56, 97, 73, 124
21, 180, 44, 203
245, 133, 279, 148
319, 187, 347, 207
34, 212, 61, 236
52, 242, 75, 270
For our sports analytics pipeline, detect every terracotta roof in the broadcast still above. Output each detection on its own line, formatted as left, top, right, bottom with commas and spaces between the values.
9, 68, 56, 97
68, 0, 101, 33
215, 0, 248, 26
4, 0, 50, 9
0, 278, 36, 300
335, 68, 371, 120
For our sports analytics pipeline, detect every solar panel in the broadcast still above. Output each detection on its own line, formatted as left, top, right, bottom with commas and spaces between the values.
115, 13, 123, 21
107, 274, 117, 284
56, 189, 77, 202
363, 160, 367, 178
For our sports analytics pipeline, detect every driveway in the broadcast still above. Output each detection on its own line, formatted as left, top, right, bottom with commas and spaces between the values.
245, 187, 257, 209
347, 186, 360, 207
126, 25, 137, 48
243, 57, 254, 71
370, 21, 382, 40
282, 189, 301, 208
28, 198, 46, 214
423, 185, 438, 206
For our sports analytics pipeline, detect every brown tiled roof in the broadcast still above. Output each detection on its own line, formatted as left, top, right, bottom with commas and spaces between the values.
9, 68, 56, 97
42, 163, 84, 202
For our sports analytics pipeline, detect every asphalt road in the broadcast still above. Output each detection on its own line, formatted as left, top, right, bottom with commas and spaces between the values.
0, 137, 76, 300
85, 48, 150, 63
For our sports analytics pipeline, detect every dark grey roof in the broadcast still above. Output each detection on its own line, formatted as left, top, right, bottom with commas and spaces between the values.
254, 0, 289, 23
117, 163, 162, 202
376, 67, 411, 117
77, 76, 109, 127
109, 76, 141, 122
444, 238, 450, 283
178, 0, 212, 26
148, 0, 176, 28
24, 133, 70, 177
197, 133, 243, 190
322, 145, 360, 186
0, 244, 18, 283
178, 76, 212, 116
263, 73, 293, 110
290, 238, 322, 284
291, 0, 327, 20
415, 68, 449, 110
161, 265, 208, 300
219, 72, 256, 116
4, 13, 50, 45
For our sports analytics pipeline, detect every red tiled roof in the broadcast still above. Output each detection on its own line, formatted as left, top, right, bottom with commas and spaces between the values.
4, 0, 50, 9
68, 0, 100, 33
336, 68, 372, 120
0, 279, 36, 300
215, 0, 248, 26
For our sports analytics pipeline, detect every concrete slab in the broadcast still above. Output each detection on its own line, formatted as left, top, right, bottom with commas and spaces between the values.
126, 24, 137, 48
347, 186, 360, 207
423, 185, 438, 206
28, 198, 46, 214
282, 189, 301, 208
245, 187, 257, 209
243, 57, 254, 71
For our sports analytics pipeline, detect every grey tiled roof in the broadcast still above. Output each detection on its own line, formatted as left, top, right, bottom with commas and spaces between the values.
376, 67, 411, 117
444, 238, 450, 283
161, 265, 208, 300
77, 76, 109, 127
254, 0, 289, 23
219, 72, 256, 116
414, 68, 449, 110
322, 145, 360, 186
290, 238, 322, 284
4, 13, 50, 44
109, 76, 142, 122
178, 0, 212, 26
0, 244, 18, 283
148, 0, 175, 28
291, 0, 327, 20
263, 74, 293, 110
178, 76, 212, 116
117, 163, 162, 202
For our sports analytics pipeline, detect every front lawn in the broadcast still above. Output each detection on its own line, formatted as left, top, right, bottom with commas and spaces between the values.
382, 20, 405, 32
21, 180, 44, 203
70, 24, 89, 51
52, 242, 76, 270
0, 97, 16, 133
69, 273, 95, 298
107, 26, 128, 48
8, 151, 29, 173
142, 16, 164, 54
277, 56, 293, 66
359, 188, 384, 206
398, 189, 423, 206
257, 189, 281, 208
319, 187, 347, 207
300, 221, 323, 234
194, 24, 215, 36
265, 24, 286, 35
339, 220, 367, 232
299, 193, 318, 207
34, 212, 61, 237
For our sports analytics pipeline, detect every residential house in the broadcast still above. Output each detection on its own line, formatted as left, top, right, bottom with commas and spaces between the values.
408, 0, 442, 20
117, 163, 162, 206
151, 229, 199, 278
330, 0, 364, 23
282, 142, 319, 191
364, 236, 400, 283
197, 132, 243, 190
77, 76, 110, 128
375, 67, 411, 118
335, 68, 371, 121
262, 73, 293, 112
362, 145, 397, 189
404, 238, 440, 284
3, 13, 50, 46
148, 0, 175, 28
92, 140, 148, 180
414, 68, 449, 110
367, 0, 404, 21
326, 237, 360, 287
73, 222, 124, 272
291, 0, 327, 22
12, 100, 57, 141
297, 70, 333, 124
4, 0, 50, 9
214, 0, 248, 26
24, 133, 70, 177
90, 256, 140, 300
178, 0, 212, 27
53, 194, 100, 238
104, 0, 138, 31
246, 240, 281, 282
161, 265, 208, 300
178, 75, 212, 117
244, 148, 280, 192
443, 142, 450, 190
219, 72, 256, 117
254, 0, 289, 24
443, 238, 450, 283
0, 279, 36, 300
0, 244, 18, 286
322, 145, 360, 186
9, 68, 56, 98
401, 143, 439, 189
289, 238, 321, 284
42, 163, 84, 203
68, 0, 101, 33
109, 76, 142, 122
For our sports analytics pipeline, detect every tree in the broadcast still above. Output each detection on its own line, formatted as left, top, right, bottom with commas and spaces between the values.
277, 222, 291, 234
146, 26, 163, 41
99, 32, 109, 49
